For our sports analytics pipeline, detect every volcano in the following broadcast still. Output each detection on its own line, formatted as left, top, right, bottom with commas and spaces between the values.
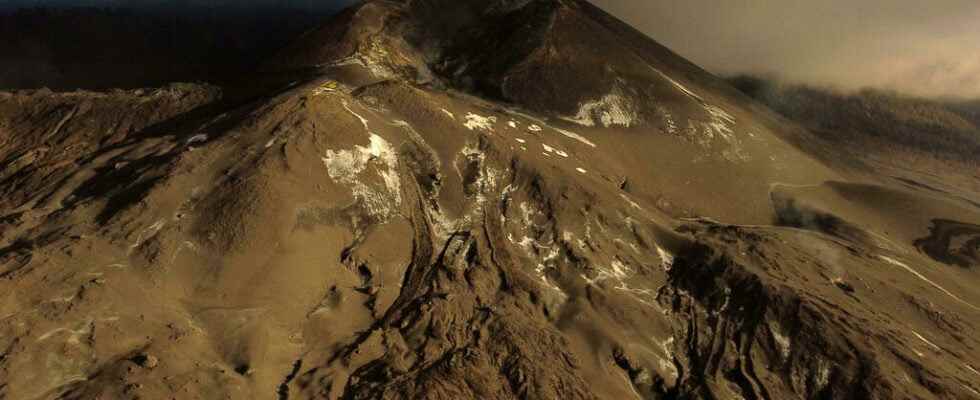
1, 1, 979, 399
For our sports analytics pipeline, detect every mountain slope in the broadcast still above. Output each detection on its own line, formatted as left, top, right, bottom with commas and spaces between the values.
273, 0, 839, 224
1, 1, 979, 399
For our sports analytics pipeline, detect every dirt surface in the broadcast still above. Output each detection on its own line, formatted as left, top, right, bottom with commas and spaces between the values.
1, 1, 979, 399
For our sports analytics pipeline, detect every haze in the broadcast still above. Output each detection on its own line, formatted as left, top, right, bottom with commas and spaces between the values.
593, 0, 980, 98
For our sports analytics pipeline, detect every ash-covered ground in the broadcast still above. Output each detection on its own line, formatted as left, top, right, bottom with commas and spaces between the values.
1, 1, 979, 399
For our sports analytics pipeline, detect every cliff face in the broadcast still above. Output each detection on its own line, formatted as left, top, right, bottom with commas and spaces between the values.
1, 1, 979, 399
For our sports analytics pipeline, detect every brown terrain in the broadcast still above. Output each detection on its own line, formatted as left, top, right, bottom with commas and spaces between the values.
1, 1, 979, 399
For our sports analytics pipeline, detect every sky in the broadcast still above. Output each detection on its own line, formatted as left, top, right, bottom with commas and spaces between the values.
592, 0, 980, 98
5, 0, 979, 98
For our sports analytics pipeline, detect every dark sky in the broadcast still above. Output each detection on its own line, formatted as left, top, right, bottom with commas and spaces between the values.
6, 0, 979, 98
0, 0, 356, 11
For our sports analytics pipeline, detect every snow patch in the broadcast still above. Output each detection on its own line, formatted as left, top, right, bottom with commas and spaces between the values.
658, 357, 678, 381
460, 143, 500, 207
678, 104, 750, 162
185, 134, 208, 145
576, 168, 587, 174
464, 113, 497, 132
911, 331, 941, 352
324, 36, 399, 79
322, 134, 401, 219
504, 108, 597, 147
341, 101, 370, 130
541, 144, 568, 158
507, 203, 568, 303
656, 245, 674, 271
582, 259, 632, 286
564, 93, 639, 128
656, 105, 678, 134
555, 127, 597, 148
769, 322, 792, 360
37, 319, 94, 343
130, 220, 165, 251
703, 105, 737, 141
814, 359, 832, 391
650, 66, 704, 102
620, 193, 644, 211
440, 108, 456, 120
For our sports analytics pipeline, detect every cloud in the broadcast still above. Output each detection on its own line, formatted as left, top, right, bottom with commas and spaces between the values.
593, 0, 980, 98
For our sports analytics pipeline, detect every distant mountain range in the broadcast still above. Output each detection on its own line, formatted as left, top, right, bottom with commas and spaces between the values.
729, 75, 980, 165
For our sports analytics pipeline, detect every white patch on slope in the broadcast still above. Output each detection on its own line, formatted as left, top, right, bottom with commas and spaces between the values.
440, 109, 456, 120
37, 319, 94, 343
341, 101, 370, 130
324, 36, 399, 79
507, 202, 568, 303
619, 193, 644, 211
769, 322, 792, 360
506, 108, 598, 147
911, 331, 942, 352
582, 259, 632, 286
464, 113, 497, 131
576, 167, 587, 174
703, 105, 736, 141
554, 127, 597, 148
655, 336, 678, 379
879, 255, 980, 311
430, 142, 502, 240
322, 132, 401, 219
650, 66, 704, 102
647, 66, 751, 161
541, 144, 568, 158
459, 143, 499, 208
656, 105, 678, 134
698, 105, 749, 162
130, 220, 165, 251
564, 93, 639, 128
814, 359, 832, 391
673, 103, 749, 162
185, 134, 208, 145
651, 343, 678, 380
656, 245, 674, 271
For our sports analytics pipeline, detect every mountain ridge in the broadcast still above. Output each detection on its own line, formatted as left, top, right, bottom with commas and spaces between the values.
1, 1, 979, 399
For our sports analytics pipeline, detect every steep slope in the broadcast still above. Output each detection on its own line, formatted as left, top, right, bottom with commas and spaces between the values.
273, 0, 838, 224
1, 1, 979, 400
